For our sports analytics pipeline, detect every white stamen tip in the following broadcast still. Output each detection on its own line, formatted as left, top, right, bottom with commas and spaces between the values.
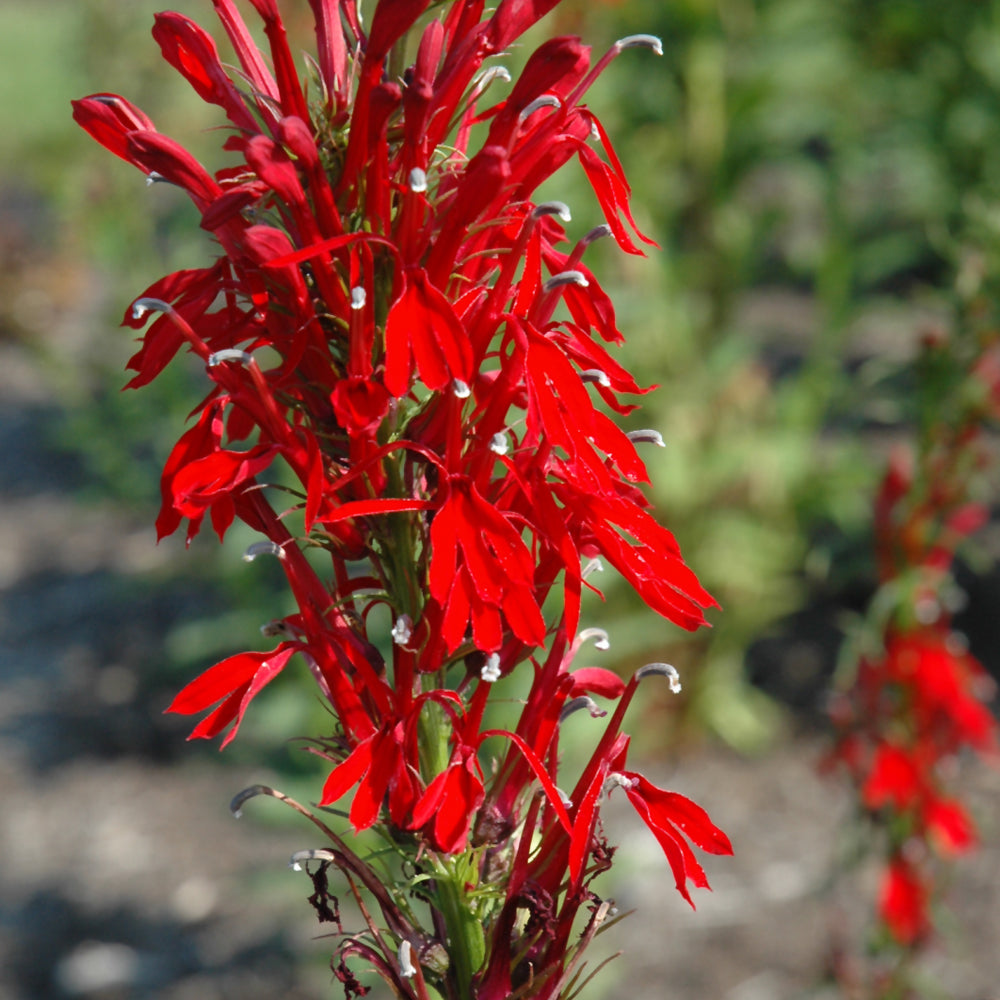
392, 614, 413, 646
261, 620, 292, 638
408, 168, 428, 193
636, 661, 682, 693
208, 349, 253, 367
453, 379, 471, 399
489, 432, 509, 455
543, 270, 589, 293
145, 171, 166, 186
290, 862, 303, 872
582, 223, 613, 246
581, 368, 611, 388
242, 540, 286, 563
351, 286, 367, 310
131, 297, 171, 321
519, 94, 561, 123
560, 696, 607, 723
582, 557, 604, 579
481, 653, 502, 683
533, 201, 572, 223
398, 940, 417, 979
477, 65, 512, 87
555, 786, 573, 808
616, 34, 663, 56
578, 627, 611, 651
627, 428, 665, 447
604, 772, 639, 795
232, 808, 243, 820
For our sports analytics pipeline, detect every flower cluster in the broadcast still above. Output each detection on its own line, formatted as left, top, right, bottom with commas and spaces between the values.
74, 2, 731, 997
829, 329, 999, 963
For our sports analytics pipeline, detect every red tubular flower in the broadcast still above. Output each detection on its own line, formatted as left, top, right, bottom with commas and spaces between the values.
880, 857, 930, 946
78, 3, 730, 996
620, 771, 733, 908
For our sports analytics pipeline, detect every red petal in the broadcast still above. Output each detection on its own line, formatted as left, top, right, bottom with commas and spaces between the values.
320, 738, 374, 806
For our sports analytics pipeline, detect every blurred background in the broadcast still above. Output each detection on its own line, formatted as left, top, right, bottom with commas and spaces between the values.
1, 0, 999, 997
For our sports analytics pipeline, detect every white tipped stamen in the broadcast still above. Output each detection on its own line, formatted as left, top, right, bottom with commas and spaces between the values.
351, 286, 367, 310
519, 94, 560, 123
489, 432, 509, 456
131, 297, 172, 321
533, 201, 572, 223
581, 369, 611, 388
398, 940, 417, 979
615, 34, 664, 56
582, 223, 612, 246
590, 122, 601, 142
555, 786, 573, 808
453, 379, 471, 399
145, 171, 166, 186
481, 653, 502, 683
543, 270, 589, 293
391, 614, 413, 646
473, 65, 512, 94
635, 661, 682, 693
261, 620, 293, 638
289, 848, 337, 869
578, 627, 611, 651
582, 557, 604, 579
604, 772, 639, 795
408, 168, 427, 193
208, 349, 253, 367
242, 540, 286, 563
560, 696, 607, 723
627, 428, 665, 447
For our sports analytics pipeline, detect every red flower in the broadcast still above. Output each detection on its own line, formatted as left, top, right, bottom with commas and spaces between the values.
79, 3, 729, 995
880, 856, 929, 946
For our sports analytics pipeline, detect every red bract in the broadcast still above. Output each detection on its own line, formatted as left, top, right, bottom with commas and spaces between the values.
77, 3, 728, 997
